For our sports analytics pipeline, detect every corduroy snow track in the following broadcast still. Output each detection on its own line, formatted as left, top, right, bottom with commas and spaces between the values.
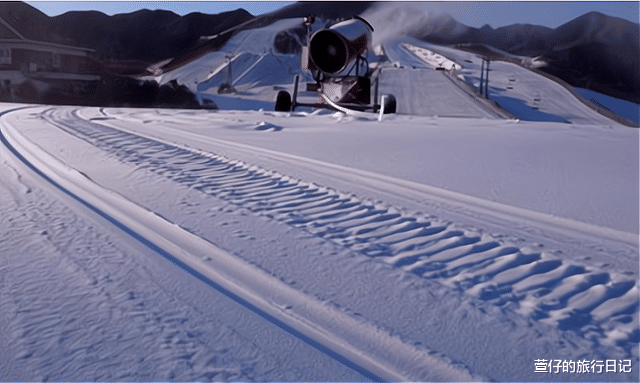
25, 106, 638, 359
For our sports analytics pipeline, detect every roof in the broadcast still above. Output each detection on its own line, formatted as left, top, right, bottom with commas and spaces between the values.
0, 15, 25, 40
0, 38, 95, 55
0, 15, 94, 55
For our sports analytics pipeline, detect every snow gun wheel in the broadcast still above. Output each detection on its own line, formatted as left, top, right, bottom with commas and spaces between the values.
275, 90, 292, 112
380, 94, 396, 114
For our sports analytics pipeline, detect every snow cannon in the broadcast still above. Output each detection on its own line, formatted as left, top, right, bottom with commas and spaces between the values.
306, 16, 373, 75
275, 15, 396, 115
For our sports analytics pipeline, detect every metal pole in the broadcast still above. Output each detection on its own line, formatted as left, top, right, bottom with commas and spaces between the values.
485, 60, 490, 98
479, 59, 485, 95
373, 74, 379, 111
226, 54, 233, 85
292, 74, 299, 111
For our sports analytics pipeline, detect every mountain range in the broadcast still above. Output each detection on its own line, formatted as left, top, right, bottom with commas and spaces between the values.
0, 1, 637, 104
403, 9, 639, 103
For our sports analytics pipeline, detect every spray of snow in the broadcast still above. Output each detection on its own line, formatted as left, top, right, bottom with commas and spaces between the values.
361, 2, 455, 47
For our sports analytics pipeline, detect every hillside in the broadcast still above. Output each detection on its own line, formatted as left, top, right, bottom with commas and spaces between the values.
404, 9, 639, 103
0, 3, 638, 381
0, 2, 254, 65
0, 2, 637, 105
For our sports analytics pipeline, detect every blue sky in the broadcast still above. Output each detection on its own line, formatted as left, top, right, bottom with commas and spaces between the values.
429, 1, 639, 28
27, 1, 296, 17
26, 1, 639, 28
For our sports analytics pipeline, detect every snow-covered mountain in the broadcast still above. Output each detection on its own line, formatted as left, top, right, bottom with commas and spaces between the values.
384, 7, 639, 104
0, 2, 638, 382
0, 1, 254, 67
3, 1, 636, 104
145, 5, 637, 126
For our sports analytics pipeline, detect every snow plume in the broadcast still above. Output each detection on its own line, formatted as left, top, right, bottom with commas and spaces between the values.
361, 2, 462, 46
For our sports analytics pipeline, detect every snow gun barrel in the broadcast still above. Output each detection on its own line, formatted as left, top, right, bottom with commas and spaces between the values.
307, 17, 373, 75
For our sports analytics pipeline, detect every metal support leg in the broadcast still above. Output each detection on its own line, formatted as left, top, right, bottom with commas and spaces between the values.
479, 60, 485, 95
373, 75, 379, 112
291, 74, 299, 111
485, 61, 490, 98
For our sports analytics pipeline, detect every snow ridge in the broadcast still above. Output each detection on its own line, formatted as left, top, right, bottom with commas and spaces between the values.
35, 107, 639, 358
1, 107, 482, 382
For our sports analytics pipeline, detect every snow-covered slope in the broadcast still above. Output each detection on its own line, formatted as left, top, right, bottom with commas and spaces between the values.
575, 88, 640, 126
0, 103, 637, 381
1, 8, 638, 383
156, 16, 633, 126
156, 18, 312, 89
382, 36, 632, 125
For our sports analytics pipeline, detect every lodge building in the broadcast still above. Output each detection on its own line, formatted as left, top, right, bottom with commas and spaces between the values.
0, 16, 102, 102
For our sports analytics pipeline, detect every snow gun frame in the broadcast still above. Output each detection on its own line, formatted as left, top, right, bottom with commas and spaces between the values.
274, 16, 396, 114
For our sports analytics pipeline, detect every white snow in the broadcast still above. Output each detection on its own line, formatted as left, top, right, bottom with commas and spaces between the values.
402, 43, 461, 71
575, 87, 640, 126
0, 14, 638, 382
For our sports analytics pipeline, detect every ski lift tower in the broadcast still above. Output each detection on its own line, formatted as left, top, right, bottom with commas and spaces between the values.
218, 53, 236, 94
477, 55, 490, 98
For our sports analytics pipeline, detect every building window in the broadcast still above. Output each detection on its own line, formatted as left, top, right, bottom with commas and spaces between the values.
0, 48, 11, 65
53, 53, 61, 68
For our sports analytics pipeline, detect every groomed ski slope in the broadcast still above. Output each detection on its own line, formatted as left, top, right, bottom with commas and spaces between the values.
160, 22, 635, 127
381, 36, 633, 125
1, 103, 637, 381
1, 6, 639, 381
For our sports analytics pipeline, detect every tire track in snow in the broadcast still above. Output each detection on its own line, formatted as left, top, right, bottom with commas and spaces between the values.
2, 107, 485, 382
0, 128, 374, 382
42, 107, 639, 356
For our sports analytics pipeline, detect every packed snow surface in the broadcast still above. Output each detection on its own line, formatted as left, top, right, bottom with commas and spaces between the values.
0, 102, 637, 381
575, 88, 640, 126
